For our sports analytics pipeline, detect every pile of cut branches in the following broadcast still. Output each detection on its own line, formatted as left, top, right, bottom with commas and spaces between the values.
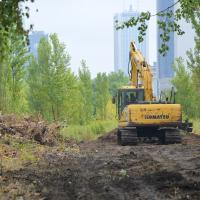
0, 115, 61, 146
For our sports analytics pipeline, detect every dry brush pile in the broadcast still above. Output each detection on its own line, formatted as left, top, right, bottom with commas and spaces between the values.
0, 115, 62, 146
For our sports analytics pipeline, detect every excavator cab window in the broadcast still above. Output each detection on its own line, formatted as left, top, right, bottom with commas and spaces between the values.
118, 89, 144, 117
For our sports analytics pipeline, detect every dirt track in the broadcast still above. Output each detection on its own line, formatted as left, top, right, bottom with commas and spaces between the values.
1, 132, 200, 200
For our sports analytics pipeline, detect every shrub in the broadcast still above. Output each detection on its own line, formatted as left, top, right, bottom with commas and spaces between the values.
61, 120, 117, 141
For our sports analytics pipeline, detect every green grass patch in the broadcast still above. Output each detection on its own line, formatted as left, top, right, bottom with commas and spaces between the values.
61, 120, 117, 141
192, 119, 200, 134
0, 136, 41, 171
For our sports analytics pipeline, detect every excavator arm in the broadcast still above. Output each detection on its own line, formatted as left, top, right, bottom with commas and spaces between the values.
129, 42, 153, 101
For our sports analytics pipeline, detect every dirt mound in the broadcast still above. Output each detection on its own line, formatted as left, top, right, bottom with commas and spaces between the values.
0, 114, 61, 146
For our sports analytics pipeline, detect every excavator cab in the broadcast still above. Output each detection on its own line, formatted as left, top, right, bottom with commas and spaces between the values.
117, 87, 144, 118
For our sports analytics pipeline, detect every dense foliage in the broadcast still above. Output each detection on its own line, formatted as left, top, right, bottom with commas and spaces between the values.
0, 0, 34, 31
27, 34, 78, 121
0, 0, 34, 56
78, 60, 94, 124
0, 0, 199, 123
0, 27, 29, 113
172, 58, 199, 118
0, 32, 129, 124
172, 17, 200, 119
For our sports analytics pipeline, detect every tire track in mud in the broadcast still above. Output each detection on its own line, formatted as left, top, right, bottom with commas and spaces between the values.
2, 134, 200, 200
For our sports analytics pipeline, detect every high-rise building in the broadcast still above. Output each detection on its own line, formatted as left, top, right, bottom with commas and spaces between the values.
29, 31, 48, 57
157, 0, 176, 92
157, 0, 175, 80
114, 6, 149, 75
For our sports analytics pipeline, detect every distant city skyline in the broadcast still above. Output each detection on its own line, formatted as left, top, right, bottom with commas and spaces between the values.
26, 0, 195, 80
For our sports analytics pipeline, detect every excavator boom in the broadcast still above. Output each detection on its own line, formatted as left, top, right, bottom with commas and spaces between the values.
129, 42, 153, 101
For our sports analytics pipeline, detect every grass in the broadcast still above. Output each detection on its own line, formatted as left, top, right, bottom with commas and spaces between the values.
192, 119, 200, 134
61, 120, 117, 141
0, 133, 81, 173
0, 136, 42, 171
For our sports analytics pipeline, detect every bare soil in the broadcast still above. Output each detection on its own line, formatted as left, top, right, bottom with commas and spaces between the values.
1, 130, 200, 200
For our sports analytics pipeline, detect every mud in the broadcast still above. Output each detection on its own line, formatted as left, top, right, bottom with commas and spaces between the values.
1, 132, 200, 200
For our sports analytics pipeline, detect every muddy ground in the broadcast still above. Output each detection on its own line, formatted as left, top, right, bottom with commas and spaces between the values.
1, 131, 200, 200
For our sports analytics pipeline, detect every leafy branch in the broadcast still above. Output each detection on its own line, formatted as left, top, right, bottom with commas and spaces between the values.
0, 0, 36, 55
116, 0, 199, 56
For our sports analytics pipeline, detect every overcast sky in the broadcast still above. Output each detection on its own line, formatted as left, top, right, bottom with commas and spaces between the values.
27, 0, 156, 77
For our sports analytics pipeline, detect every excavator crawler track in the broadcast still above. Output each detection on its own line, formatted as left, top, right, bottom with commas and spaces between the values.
118, 128, 138, 146
164, 129, 182, 144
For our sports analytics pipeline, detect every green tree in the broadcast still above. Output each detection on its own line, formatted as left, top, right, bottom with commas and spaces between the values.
0, 0, 35, 56
0, 0, 35, 112
0, 53, 10, 112
187, 14, 200, 101
0, 0, 34, 32
27, 38, 51, 118
78, 60, 94, 124
0, 28, 29, 113
107, 70, 129, 96
8, 33, 29, 112
172, 58, 199, 118
94, 73, 109, 120
27, 33, 79, 122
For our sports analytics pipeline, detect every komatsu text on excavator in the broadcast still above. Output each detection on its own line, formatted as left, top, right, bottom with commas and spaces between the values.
113, 42, 192, 145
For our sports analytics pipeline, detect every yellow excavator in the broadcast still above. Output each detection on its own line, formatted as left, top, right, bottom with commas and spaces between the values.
113, 42, 192, 145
